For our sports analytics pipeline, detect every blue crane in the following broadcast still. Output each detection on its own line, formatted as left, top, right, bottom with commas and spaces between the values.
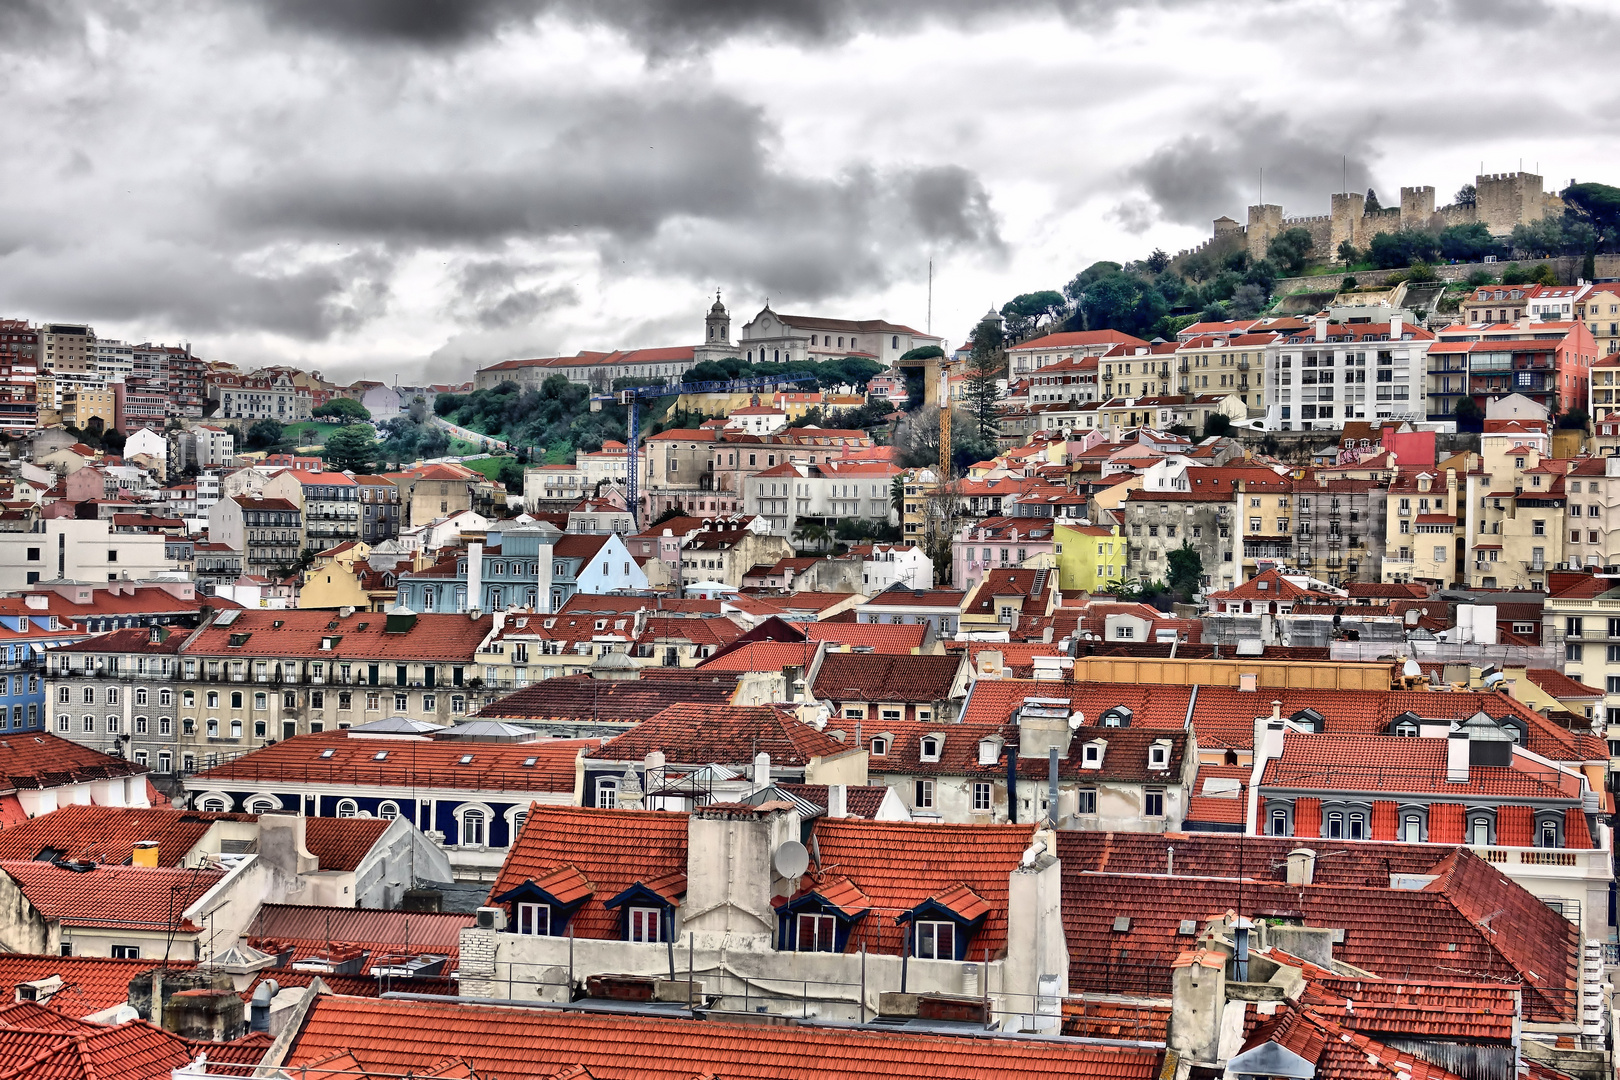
618, 372, 820, 529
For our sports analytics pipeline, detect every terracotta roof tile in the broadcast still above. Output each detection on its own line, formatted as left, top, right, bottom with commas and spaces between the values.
811, 653, 962, 704
246, 904, 475, 973
284, 995, 1163, 1080
303, 817, 392, 872
479, 672, 740, 725
487, 806, 690, 941
195, 732, 595, 794
0, 956, 193, 1018
1261, 734, 1578, 799
0, 734, 147, 794
0, 862, 223, 932
0, 806, 251, 865
595, 705, 850, 767
184, 609, 494, 662
0, 1018, 195, 1080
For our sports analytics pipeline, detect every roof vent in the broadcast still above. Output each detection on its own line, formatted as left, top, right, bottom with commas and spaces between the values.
1177, 919, 1197, 936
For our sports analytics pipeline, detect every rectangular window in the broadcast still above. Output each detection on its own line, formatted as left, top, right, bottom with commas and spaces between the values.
914, 779, 935, 809
515, 903, 550, 936
110, 945, 141, 959
394, 692, 409, 711
971, 782, 992, 812
797, 912, 837, 953
596, 778, 619, 809
915, 920, 955, 960
1144, 788, 1165, 817
628, 907, 664, 943
366, 692, 381, 711
1077, 788, 1097, 814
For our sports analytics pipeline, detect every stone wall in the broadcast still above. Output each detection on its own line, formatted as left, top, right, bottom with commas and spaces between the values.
1272, 253, 1620, 298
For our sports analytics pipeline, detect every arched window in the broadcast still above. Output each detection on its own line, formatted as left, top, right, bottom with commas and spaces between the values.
230, 691, 243, 709
254, 692, 267, 711
1393, 721, 1418, 737
377, 801, 400, 821
1402, 814, 1423, 843
462, 809, 486, 846
336, 799, 358, 818
229, 719, 242, 739
1270, 809, 1289, 836
1471, 817, 1491, 846
254, 720, 266, 738
246, 796, 280, 814
184, 690, 196, 708
206, 691, 219, 709
106, 715, 120, 733
134, 716, 148, 734
199, 796, 229, 812
135, 688, 147, 706
82, 687, 94, 704
1325, 812, 1343, 839
1348, 812, 1366, 840
206, 718, 219, 737
1539, 819, 1560, 848
489, 588, 503, 609
159, 689, 172, 707
512, 810, 528, 836
82, 715, 94, 732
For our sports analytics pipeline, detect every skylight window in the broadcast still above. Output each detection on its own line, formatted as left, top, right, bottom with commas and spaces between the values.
373, 751, 388, 761
319, 749, 335, 759
459, 754, 474, 764
522, 757, 537, 767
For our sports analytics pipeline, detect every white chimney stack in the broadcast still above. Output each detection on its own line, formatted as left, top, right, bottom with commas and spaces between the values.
1314, 316, 1327, 342
1390, 313, 1403, 339
465, 542, 483, 613
753, 751, 771, 792
827, 784, 847, 819
1446, 730, 1470, 784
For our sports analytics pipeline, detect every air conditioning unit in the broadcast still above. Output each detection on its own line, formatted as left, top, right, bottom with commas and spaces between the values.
475, 906, 504, 930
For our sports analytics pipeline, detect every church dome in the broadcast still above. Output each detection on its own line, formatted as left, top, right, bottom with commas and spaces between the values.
709, 291, 727, 315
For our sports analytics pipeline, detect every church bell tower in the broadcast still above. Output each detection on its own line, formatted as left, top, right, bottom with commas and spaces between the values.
705, 290, 731, 346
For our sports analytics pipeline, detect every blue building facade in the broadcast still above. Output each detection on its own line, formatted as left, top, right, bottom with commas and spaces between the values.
2, 615, 85, 733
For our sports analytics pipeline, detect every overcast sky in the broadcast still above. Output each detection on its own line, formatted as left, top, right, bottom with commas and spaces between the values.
0, 0, 1614, 384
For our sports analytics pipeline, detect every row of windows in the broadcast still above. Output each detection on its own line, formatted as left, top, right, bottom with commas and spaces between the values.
62, 686, 171, 706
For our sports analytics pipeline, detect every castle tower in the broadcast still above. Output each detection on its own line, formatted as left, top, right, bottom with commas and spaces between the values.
705, 290, 731, 346
1475, 172, 1546, 235
1399, 186, 1436, 229
1246, 205, 1283, 262
1329, 192, 1365, 254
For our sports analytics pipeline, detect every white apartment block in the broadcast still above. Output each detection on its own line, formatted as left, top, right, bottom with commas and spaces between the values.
1264, 316, 1432, 430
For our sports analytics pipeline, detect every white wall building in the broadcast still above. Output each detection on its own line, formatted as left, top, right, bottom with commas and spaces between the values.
1264, 315, 1433, 431
0, 520, 176, 589
860, 542, 934, 591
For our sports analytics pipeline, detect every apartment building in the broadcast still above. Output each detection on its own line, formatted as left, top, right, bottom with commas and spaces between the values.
1265, 316, 1434, 430
48, 627, 186, 776
1382, 467, 1461, 588
263, 469, 359, 552
206, 496, 304, 578
354, 475, 401, 542
171, 608, 495, 772
1006, 329, 1148, 378
741, 461, 899, 536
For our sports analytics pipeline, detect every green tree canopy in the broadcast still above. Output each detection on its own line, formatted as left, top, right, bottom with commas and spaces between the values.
322, 424, 380, 473
899, 345, 945, 361
244, 419, 284, 450
964, 318, 1006, 442
1167, 541, 1203, 599
1265, 227, 1315, 275
999, 290, 1068, 341
312, 397, 372, 423
1437, 222, 1500, 262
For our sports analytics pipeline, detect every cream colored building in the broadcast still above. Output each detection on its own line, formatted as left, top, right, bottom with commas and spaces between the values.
1382, 468, 1461, 587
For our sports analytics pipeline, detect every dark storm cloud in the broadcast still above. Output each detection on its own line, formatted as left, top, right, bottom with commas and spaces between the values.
0, 0, 65, 37
1126, 109, 1380, 228
452, 258, 579, 330
226, 93, 1003, 304
253, 0, 1249, 49
0, 244, 396, 340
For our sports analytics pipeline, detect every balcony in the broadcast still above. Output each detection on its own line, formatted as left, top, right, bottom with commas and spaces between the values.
1237, 360, 1250, 371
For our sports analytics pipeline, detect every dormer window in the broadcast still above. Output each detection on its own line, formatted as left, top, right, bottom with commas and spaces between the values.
870, 736, 888, 757
1290, 707, 1325, 734
1082, 739, 1105, 769
1394, 720, 1418, 737
1101, 706, 1131, 728
1148, 741, 1170, 770
920, 736, 941, 762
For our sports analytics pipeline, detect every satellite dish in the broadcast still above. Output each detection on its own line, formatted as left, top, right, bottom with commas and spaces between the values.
773, 840, 809, 880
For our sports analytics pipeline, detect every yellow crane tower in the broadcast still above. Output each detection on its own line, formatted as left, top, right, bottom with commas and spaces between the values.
937, 357, 952, 481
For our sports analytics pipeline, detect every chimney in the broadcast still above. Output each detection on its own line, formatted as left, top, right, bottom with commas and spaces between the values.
753, 751, 770, 792
465, 541, 483, 612
1285, 847, 1316, 885
1390, 313, 1403, 339
1253, 716, 1286, 767
1447, 729, 1470, 783
1167, 950, 1227, 1064
827, 784, 847, 818
132, 841, 159, 867
1314, 316, 1327, 342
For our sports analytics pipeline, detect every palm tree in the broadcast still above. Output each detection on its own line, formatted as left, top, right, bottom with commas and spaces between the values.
801, 523, 832, 554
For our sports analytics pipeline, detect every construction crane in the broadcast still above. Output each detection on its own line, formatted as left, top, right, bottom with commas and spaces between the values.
618, 372, 820, 530
937, 358, 952, 481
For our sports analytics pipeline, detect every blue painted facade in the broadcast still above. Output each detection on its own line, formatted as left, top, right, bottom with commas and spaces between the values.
2, 620, 83, 732
396, 527, 647, 615
200, 786, 532, 848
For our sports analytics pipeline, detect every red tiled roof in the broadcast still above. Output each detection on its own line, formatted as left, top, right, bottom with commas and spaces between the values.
859, 589, 965, 609
595, 705, 851, 767
0, 1017, 195, 1080
284, 995, 1163, 1080
195, 732, 596, 794
0, 734, 147, 794
246, 904, 475, 973
1055, 835, 1579, 1023
0, 806, 251, 865
478, 672, 740, 725
183, 609, 493, 661
810, 653, 962, 704
1524, 668, 1603, 700
0, 862, 223, 932
1010, 330, 1150, 351
487, 806, 689, 942
303, 817, 392, 872
695, 640, 821, 672
0, 956, 194, 1017
1260, 734, 1578, 799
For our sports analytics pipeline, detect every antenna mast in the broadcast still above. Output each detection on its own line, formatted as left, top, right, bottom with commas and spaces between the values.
927, 260, 933, 335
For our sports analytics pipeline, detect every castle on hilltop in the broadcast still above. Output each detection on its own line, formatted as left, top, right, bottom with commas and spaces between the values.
1201, 171, 1565, 264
